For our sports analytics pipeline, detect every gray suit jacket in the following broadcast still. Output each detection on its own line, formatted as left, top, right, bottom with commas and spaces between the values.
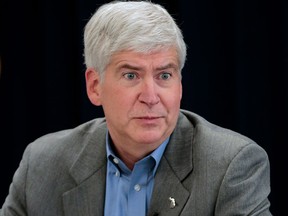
1, 110, 271, 215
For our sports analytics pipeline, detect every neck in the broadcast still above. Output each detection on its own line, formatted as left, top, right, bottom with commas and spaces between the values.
113, 144, 156, 170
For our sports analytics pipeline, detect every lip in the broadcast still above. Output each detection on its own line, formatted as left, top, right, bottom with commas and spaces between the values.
133, 116, 164, 125
136, 116, 161, 119
134, 115, 164, 120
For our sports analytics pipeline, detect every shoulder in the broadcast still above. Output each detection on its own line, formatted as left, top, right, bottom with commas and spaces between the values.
178, 109, 268, 160
175, 112, 271, 215
179, 109, 257, 146
24, 117, 107, 168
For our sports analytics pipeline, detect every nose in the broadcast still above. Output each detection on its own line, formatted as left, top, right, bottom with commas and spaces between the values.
138, 78, 160, 106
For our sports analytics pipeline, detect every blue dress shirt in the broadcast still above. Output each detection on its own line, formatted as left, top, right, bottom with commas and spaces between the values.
104, 132, 169, 216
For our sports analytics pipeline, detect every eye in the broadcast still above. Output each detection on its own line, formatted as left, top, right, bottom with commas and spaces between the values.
123, 72, 137, 80
159, 72, 172, 80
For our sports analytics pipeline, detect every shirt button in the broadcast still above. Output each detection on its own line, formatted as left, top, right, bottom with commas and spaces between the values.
113, 158, 119, 164
115, 171, 120, 177
134, 184, 141, 192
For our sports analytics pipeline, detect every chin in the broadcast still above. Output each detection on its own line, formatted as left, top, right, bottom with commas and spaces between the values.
135, 132, 168, 146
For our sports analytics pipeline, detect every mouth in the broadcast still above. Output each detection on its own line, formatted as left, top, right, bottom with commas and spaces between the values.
133, 116, 164, 125
136, 116, 161, 120
129, 110, 166, 121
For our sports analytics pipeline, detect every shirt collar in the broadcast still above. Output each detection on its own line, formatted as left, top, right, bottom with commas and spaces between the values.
105, 131, 169, 176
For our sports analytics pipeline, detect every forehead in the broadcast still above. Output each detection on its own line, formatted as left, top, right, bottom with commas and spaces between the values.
108, 48, 180, 69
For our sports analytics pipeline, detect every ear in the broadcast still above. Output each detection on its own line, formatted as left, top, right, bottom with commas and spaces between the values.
85, 68, 102, 106
180, 82, 183, 100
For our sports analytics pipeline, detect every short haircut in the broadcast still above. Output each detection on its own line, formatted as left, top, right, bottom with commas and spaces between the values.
84, 1, 187, 79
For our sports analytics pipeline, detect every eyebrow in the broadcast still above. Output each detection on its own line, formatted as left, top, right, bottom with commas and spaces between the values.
118, 64, 141, 71
118, 63, 179, 71
155, 63, 179, 71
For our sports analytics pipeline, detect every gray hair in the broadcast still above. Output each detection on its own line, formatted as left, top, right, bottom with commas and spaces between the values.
84, 1, 186, 79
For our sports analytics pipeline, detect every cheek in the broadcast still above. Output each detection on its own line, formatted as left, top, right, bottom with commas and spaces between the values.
101, 85, 131, 111
166, 87, 182, 107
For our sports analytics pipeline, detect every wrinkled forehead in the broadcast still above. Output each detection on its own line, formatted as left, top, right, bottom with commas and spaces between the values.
109, 46, 181, 68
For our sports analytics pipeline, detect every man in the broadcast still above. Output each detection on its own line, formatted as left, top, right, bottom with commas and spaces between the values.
1, 1, 271, 215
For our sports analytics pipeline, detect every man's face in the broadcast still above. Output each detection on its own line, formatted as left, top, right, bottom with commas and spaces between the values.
87, 48, 182, 152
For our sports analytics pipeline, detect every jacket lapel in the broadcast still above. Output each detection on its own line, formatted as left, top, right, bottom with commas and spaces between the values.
62, 122, 107, 216
148, 112, 194, 216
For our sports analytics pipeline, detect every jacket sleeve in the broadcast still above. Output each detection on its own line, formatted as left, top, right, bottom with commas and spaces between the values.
0, 145, 31, 216
215, 143, 272, 215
